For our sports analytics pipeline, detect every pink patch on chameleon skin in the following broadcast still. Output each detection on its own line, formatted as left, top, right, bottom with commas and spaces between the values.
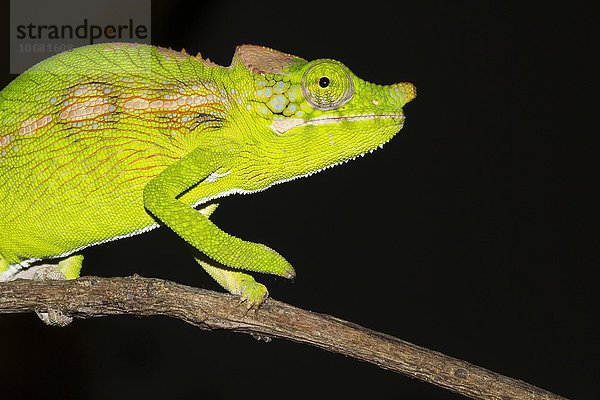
59, 98, 114, 122
0, 135, 13, 147
131, 93, 222, 112
18, 115, 53, 136
123, 98, 150, 110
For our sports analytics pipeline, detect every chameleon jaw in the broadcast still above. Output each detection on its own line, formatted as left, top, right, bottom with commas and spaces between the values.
270, 114, 405, 135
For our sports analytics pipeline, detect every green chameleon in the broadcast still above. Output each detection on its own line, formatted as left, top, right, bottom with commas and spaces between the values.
0, 43, 415, 308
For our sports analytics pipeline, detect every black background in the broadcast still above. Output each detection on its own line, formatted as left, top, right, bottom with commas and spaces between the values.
0, 1, 596, 399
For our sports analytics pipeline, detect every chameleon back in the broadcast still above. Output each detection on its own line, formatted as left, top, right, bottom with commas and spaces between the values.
0, 43, 229, 266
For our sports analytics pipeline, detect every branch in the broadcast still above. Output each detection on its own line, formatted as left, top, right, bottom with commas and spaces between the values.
0, 275, 566, 400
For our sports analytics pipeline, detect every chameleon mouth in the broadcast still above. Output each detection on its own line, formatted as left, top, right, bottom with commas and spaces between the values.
271, 114, 404, 134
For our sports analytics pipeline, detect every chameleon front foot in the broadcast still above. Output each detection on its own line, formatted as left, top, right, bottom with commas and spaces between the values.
237, 278, 269, 310
196, 258, 269, 309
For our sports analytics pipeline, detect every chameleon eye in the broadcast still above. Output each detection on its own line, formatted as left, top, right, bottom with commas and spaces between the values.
301, 60, 354, 110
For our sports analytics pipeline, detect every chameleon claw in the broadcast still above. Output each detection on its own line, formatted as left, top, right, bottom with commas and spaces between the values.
236, 297, 257, 317
236, 297, 253, 318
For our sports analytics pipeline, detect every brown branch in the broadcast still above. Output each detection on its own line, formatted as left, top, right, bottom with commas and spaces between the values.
0, 275, 567, 400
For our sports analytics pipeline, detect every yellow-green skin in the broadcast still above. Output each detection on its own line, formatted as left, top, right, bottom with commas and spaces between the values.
0, 42, 415, 306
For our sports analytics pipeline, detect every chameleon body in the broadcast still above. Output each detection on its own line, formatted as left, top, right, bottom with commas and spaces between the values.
0, 43, 415, 307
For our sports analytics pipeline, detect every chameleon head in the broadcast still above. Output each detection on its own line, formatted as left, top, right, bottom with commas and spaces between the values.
231, 45, 416, 189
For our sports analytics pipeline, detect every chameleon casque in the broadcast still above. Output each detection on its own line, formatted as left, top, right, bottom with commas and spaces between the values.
0, 42, 415, 308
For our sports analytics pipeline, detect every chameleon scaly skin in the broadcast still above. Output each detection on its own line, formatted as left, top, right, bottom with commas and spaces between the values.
0, 43, 415, 307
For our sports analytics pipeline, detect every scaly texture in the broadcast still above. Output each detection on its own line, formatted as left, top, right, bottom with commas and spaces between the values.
0, 42, 415, 307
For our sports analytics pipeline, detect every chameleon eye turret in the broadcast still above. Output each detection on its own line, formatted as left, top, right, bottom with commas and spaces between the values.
301, 60, 354, 110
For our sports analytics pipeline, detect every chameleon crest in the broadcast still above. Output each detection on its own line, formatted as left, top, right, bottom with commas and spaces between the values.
0, 43, 415, 308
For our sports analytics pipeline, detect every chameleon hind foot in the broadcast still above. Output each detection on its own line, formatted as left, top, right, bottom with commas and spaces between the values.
36, 307, 73, 327
28, 265, 73, 326
196, 258, 269, 310
25, 255, 84, 326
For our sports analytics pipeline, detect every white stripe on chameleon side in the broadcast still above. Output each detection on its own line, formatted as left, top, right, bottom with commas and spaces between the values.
271, 113, 404, 134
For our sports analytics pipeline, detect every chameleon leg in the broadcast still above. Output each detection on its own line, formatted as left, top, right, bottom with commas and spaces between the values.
0, 254, 7, 274
144, 147, 295, 279
196, 203, 268, 307
57, 254, 84, 280
196, 258, 268, 309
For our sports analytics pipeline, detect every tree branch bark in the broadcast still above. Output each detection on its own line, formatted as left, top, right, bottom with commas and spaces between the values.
0, 275, 567, 400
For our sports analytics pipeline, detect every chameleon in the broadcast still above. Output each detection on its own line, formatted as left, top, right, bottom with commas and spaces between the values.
0, 42, 415, 308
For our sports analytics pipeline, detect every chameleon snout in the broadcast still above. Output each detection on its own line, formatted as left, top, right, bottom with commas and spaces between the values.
389, 82, 417, 107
